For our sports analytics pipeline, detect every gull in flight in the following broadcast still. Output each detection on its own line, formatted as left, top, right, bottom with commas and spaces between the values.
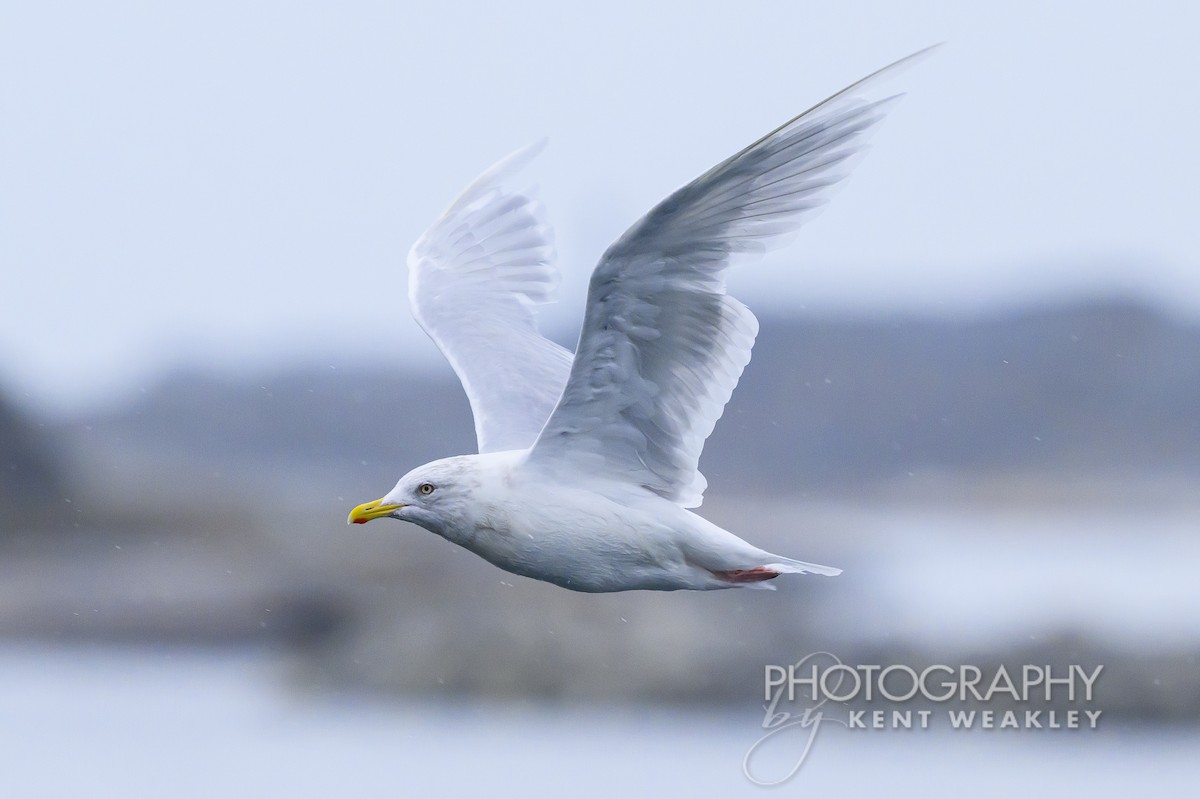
349, 49, 932, 592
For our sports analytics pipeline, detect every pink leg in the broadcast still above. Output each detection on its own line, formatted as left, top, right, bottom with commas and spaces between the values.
712, 567, 780, 583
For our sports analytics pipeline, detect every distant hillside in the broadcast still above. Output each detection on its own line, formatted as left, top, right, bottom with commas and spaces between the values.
0, 395, 62, 522
710, 300, 1200, 488
60, 301, 1200, 492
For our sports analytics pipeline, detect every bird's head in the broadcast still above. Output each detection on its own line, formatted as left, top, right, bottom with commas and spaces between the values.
346, 456, 475, 533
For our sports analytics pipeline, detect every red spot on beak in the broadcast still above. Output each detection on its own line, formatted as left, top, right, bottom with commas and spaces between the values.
352, 517, 368, 525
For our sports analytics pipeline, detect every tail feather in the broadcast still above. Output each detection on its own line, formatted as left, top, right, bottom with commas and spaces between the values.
766, 556, 843, 577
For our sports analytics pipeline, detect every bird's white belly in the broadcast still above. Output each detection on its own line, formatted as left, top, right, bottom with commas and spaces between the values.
456, 490, 696, 592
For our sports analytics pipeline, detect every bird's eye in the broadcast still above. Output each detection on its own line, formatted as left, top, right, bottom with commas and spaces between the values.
418, 482, 436, 495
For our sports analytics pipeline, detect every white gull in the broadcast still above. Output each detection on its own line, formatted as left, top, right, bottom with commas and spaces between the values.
348, 49, 933, 592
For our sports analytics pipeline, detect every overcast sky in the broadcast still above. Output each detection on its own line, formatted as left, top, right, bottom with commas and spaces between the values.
2, 1, 1198, 413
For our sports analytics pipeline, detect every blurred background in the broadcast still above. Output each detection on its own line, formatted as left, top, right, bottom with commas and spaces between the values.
1, 1, 1198, 796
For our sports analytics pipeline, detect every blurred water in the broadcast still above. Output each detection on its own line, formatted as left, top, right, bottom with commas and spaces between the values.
807, 504, 1200, 649
1, 645, 1195, 798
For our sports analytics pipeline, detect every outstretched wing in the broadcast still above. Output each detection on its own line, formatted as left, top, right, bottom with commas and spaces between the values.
529, 50, 932, 506
408, 142, 573, 454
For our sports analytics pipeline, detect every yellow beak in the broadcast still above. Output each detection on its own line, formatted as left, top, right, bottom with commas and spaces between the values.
347, 498, 405, 525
